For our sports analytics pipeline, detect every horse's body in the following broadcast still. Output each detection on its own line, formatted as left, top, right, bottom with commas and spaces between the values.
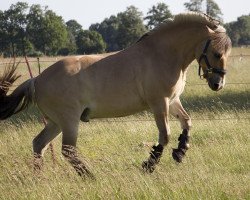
0, 12, 231, 176
36, 45, 186, 120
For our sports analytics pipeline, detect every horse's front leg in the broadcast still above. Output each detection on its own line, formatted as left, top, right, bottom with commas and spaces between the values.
142, 98, 170, 173
170, 98, 191, 163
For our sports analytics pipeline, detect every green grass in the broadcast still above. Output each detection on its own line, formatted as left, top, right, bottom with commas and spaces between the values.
0, 48, 249, 199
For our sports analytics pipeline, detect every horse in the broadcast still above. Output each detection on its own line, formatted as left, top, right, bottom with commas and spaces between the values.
0, 12, 231, 176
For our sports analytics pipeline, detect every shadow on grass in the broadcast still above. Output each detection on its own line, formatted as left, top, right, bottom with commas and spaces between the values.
182, 90, 249, 112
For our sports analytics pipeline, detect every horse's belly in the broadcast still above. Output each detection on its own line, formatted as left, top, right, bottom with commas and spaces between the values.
88, 97, 147, 119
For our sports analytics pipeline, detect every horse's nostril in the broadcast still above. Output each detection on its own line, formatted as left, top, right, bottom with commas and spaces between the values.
214, 83, 220, 90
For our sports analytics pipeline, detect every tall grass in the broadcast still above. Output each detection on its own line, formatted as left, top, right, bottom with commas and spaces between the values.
0, 48, 249, 199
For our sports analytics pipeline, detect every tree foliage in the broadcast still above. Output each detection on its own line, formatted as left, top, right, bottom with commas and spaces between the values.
206, 0, 222, 21
144, 2, 172, 30
76, 30, 106, 54
26, 5, 68, 55
90, 6, 146, 51
184, 0, 203, 12
89, 15, 119, 52
225, 14, 250, 46
66, 19, 82, 39
184, 0, 222, 21
0, 2, 29, 56
116, 6, 147, 49
1, 1, 250, 57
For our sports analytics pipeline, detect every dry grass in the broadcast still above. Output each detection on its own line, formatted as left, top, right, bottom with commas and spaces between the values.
0, 48, 249, 199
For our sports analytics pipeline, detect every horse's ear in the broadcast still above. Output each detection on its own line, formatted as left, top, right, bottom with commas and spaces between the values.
206, 25, 215, 34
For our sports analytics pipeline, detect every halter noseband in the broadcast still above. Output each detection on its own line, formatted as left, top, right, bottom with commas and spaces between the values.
198, 39, 227, 79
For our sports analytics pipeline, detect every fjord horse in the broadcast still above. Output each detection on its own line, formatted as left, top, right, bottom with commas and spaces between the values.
0, 13, 231, 176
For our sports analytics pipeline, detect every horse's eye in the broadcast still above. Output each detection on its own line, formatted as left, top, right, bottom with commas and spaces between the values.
214, 52, 222, 59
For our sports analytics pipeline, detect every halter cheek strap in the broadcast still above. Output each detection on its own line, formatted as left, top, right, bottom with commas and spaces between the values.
198, 40, 227, 79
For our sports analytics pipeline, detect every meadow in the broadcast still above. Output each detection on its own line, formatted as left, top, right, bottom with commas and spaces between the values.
0, 48, 249, 200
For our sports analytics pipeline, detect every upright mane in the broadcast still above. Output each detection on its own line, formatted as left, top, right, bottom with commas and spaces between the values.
137, 12, 231, 54
138, 12, 224, 40
173, 12, 221, 29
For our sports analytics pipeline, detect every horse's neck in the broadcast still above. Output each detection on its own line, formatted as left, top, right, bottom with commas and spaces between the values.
177, 26, 208, 68
152, 24, 208, 70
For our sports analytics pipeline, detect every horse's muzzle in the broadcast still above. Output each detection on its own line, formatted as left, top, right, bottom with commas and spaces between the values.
208, 79, 223, 91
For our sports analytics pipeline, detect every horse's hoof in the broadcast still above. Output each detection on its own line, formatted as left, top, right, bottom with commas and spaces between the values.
76, 167, 95, 180
172, 148, 185, 163
142, 161, 155, 173
33, 154, 43, 172
78, 171, 96, 180
85, 170, 96, 180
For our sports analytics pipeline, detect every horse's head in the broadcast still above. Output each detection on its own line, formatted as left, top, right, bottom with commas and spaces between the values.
195, 26, 232, 91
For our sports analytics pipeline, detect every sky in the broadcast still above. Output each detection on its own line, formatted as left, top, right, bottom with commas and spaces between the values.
1, 0, 250, 29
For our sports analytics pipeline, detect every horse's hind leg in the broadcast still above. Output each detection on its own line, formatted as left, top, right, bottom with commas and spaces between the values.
170, 98, 191, 163
33, 120, 61, 170
61, 121, 94, 178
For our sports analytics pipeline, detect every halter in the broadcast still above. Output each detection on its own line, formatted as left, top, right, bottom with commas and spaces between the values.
198, 39, 227, 79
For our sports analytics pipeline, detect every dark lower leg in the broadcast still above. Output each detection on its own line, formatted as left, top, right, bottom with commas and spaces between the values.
62, 145, 94, 178
142, 144, 164, 173
172, 129, 190, 162
34, 153, 43, 172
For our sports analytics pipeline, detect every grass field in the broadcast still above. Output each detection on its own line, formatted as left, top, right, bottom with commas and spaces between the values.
0, 48, 249, 200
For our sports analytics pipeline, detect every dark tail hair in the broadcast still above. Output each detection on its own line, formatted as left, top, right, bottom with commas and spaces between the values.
0, 64, 34, 120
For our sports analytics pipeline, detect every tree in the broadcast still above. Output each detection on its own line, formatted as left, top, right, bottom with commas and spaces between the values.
26, 4, 46, 55
90, 6, 146, 51
144, 2, 173, 30
57, 30, 77, 55
44, 10, 68, 55
0, 2, 30, 57
184, 0, 203, 12
27, 5, 68, 55
0, 10, 9, 55
184, 0, 223, 21
89, 15, 119, 51
225, 14, 250, 46
116, 6, 147, 49
66, 19, 82, 38
63, 19, 83, 55
76, 30, 106, 54
206, 0, 223, 21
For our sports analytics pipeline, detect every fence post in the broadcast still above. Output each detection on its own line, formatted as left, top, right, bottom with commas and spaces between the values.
37, 57, 41, 74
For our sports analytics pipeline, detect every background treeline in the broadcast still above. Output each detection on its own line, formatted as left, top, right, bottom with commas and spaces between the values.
0, 0, 249, 57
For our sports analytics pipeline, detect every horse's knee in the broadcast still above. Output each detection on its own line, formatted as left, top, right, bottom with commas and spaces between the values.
161, 135, 170, 146
186, 118, 192, 130
33, 121, 60, 155
181, 117, 192, 130
159, 130, 170, 146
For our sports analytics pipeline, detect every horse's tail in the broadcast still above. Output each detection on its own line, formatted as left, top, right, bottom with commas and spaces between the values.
0, 64, 35, 120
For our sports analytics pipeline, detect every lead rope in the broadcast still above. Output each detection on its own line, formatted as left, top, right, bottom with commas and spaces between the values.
24, 56, 56, 166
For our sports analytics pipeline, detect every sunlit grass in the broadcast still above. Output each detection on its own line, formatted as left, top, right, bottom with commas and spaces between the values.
0, 117, 249, 199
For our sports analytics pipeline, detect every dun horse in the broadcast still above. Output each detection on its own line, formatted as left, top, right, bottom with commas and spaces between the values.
0, 13, 231, 176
